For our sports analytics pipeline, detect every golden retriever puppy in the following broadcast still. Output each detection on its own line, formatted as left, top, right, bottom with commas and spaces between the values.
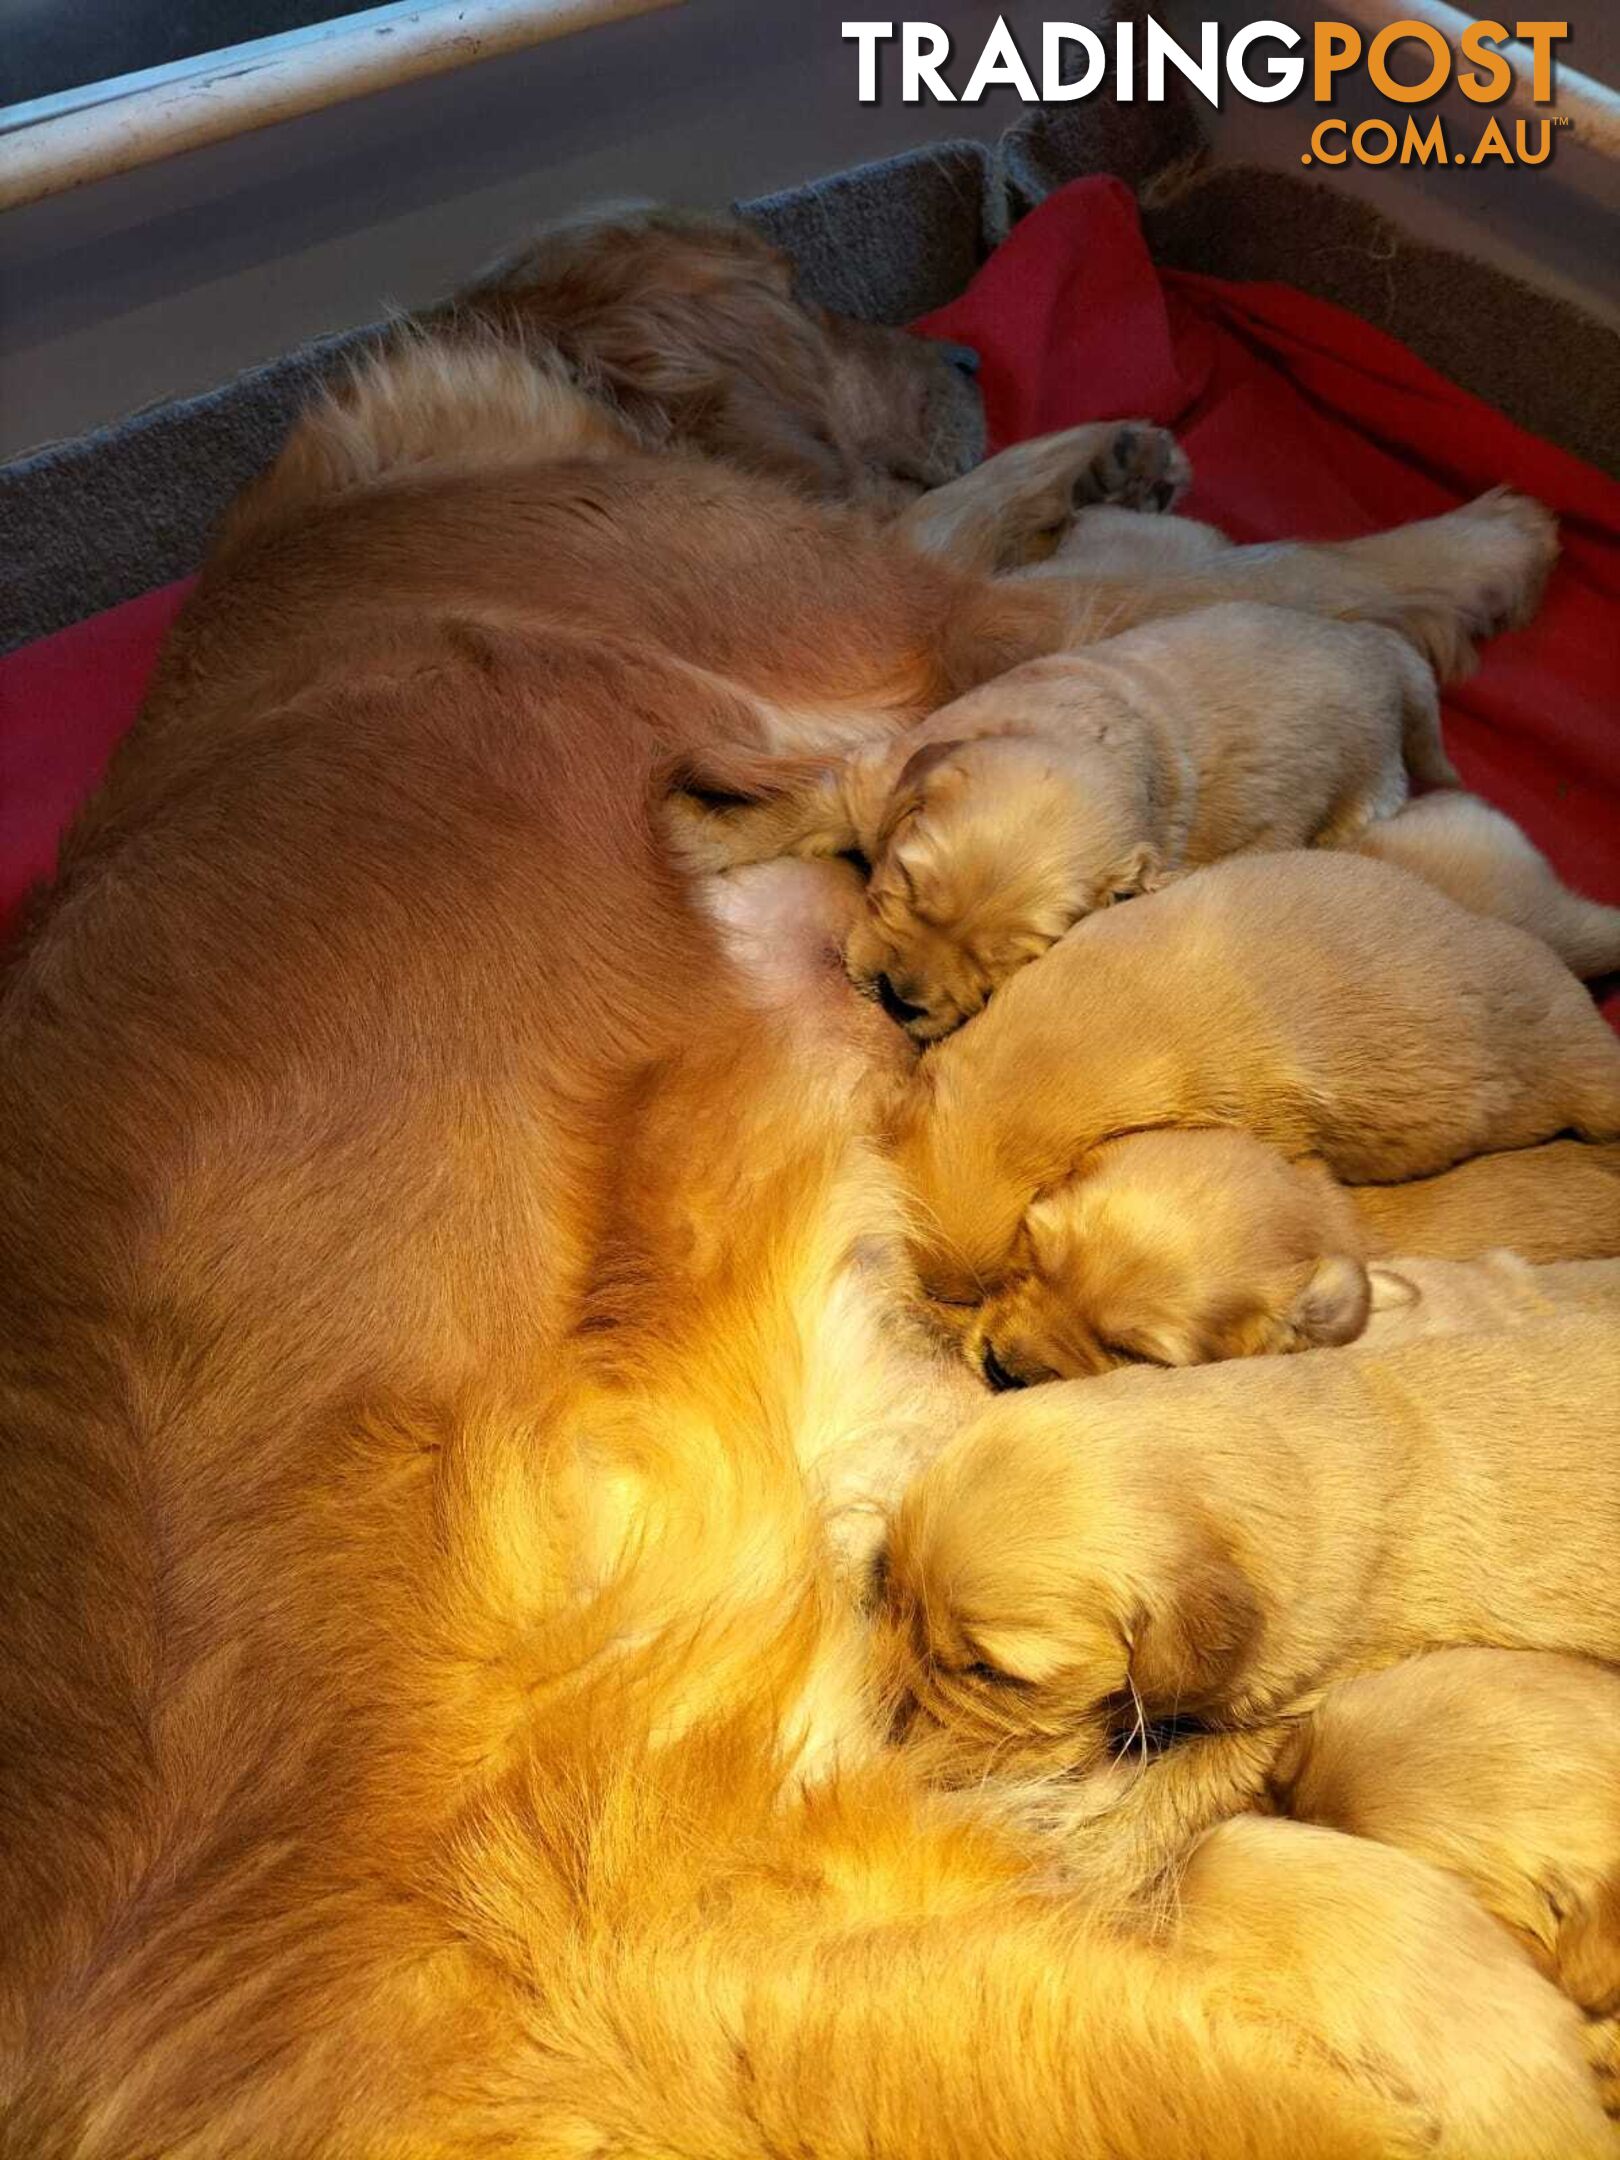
966, 1128, 1375, 1385
667, 606, 1450, 1026
878, 1311, 1620, 1789
838, 612, 1449, 1029
1271, 1650, 1620, 2026
1352, 788, 1620, 980
895, 852, 1620, 1298
1353, 1138, 1620, 1261
962, 1129, 1620, 1386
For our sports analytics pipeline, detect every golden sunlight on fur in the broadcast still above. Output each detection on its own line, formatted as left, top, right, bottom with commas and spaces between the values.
1272, 1650, 1620, 2036
4, 254, 1614, 2154
965, 1128, 1373, 1385
895, 851, 1620, 1300
879, 1312, 1620, 1786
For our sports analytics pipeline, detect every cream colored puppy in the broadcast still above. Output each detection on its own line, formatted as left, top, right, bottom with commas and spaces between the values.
896, 852, 1620, 1300
877, 1312, 1620, 1785
962, 1128, 1620, 1387
841, 611, 1452, 1034
1271, 1650, 1620, 2031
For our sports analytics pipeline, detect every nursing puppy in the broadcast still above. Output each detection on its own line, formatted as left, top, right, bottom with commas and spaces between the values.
670, 605, 1451, 1028
1272, 1650, 1620, 2036
841, 611, 1451, 1029
878, 1312, 1620, 1787
964, 1129, 1620, 1386
895, 852, 1620, 1300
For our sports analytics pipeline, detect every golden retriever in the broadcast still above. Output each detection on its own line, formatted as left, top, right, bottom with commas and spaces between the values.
3, 241, 1610, 2150
961, 1127, 1620, 1386
1352, 787, 1620, 979
1355, 1136, 1620, 1259
895, 851, 1620, 1300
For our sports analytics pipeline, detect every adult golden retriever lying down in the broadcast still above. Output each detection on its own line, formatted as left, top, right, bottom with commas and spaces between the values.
2, 330, 1609, 2153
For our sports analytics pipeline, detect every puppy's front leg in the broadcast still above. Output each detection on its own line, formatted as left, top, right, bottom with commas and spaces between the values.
898, 421, 1191, 574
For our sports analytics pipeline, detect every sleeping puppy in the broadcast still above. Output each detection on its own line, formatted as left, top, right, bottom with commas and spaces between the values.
667, 606, 1451, 1031
876, 1311, 1620, 1785
841, 610, 1452, 1030
961, 1128, 1620, 1387
1270, 1649, 1620, 2040
894, 852, 1620, 1300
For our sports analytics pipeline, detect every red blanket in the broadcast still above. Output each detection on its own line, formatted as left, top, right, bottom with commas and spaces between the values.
4, 177, 1617, 1025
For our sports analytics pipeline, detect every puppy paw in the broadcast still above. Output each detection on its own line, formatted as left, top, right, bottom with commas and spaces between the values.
1071, 423, 1191, 516
1445, 487, 1560, 637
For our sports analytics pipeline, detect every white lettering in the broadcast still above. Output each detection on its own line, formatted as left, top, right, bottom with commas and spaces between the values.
1042, 22, 1105, 101
843, 21, 894, 103
1226, 20, 1304, 103
1146, 17, 1220, 104
902, 21, 954, 101
962, 16, 1038, 101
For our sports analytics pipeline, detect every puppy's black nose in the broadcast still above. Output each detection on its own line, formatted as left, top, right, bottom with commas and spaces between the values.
933, 340, 981, 377
981, 1344, 1026, 1394
875, 974, 928, 1029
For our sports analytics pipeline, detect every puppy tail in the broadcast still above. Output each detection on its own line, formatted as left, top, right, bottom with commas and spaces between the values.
1390, 640, 1459, 791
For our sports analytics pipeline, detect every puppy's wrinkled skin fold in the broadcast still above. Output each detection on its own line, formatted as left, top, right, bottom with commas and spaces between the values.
1, 265, 1609, 2150
896, 851, 1620, 1300
880, 1314, 1620, 1786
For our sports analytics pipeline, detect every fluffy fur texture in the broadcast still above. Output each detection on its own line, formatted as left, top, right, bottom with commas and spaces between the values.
1352, 1138, 1620, 1261
3, 277, 1613, 2153
1351, 787, 1620, 979
677, 608, 1452, 1039
451, 203, 986, 512
894, 851, 1620, 1300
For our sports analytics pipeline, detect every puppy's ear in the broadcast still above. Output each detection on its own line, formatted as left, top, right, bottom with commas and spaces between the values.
1367, 1266, 1420, 1312
1100, 841, 1166, 903
1128, 1544, 1262, 1713
1286, 1254, 1373, 1348
874, 738, 968, 856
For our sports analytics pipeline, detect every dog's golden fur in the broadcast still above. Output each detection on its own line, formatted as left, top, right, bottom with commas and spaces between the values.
3, 273, 1615, 2153
675, 608, 1453, 1037
1354, 1137, 1620, 1260
1351, 787, 1620, 979
895, 851, 1620, 1300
